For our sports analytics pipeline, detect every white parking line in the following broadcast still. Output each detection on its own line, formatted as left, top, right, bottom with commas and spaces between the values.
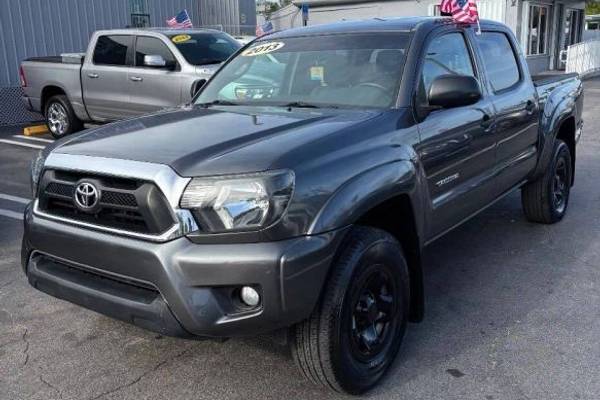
0, 139, 44, 150
0, 193, 30, 205
0, 209, 23, 221
13, 135, 54, 143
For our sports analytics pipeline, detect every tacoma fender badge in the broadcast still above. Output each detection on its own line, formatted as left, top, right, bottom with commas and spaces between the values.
436, 173, 460, 187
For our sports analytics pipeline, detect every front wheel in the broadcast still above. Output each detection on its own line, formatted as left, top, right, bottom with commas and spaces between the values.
45, 95, 83, 139
521, 139, 573, 224
291, 227, 409, 394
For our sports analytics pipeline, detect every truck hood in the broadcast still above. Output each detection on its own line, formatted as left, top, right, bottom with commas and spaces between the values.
194, 64, 220, 76
53, 105, 382, 177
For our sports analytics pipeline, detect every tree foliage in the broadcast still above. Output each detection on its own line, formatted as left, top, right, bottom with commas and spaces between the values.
587, 0, 600, 15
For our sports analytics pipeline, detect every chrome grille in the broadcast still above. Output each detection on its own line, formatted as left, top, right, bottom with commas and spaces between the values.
38, 170, 175, 235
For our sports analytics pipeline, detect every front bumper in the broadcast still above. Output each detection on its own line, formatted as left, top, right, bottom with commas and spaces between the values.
22, 205, 346, 338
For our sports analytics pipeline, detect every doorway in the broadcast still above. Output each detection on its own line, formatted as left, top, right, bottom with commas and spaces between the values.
556, 6, 584, 70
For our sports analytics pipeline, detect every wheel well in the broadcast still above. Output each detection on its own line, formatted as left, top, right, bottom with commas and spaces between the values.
356, 195, 424, 322
41, 86, 66, 114
557, 117, 576, 184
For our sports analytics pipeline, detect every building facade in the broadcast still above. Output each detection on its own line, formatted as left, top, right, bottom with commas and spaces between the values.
0, 0, 255, 125
271, 0, 586, 74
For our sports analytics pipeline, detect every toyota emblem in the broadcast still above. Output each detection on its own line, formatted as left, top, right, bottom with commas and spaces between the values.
74, 182, 100, 211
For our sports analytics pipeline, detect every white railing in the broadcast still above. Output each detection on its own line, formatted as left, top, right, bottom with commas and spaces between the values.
566, 39, 600, 78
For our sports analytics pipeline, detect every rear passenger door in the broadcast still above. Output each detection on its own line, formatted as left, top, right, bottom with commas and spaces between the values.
82, 35, 135, 121
474, 31, 540, 192
127, 36, 183, 115
414, 30, 497, 238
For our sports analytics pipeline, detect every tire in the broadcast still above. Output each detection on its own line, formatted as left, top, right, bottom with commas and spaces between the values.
291, 226, 410, 395
45, 95, 83, 139
521, 139, 573, 224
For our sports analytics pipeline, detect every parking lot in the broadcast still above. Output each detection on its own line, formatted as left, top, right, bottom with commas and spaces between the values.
0, 78, 598, 400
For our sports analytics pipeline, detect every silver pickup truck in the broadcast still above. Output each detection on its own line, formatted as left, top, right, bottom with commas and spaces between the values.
20, 28, 241, 138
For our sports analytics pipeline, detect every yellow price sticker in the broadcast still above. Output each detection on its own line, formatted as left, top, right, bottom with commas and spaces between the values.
172, 34, 192, 44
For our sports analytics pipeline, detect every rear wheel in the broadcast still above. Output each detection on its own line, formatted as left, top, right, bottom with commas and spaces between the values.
45, 95, 82, 139
291, 227, 409, 394
521, 139, 572, 224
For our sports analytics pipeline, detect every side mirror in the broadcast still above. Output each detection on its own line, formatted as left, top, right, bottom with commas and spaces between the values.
428, 75, 481, 109
191, 79, 206, 98
144, 54, 168, 68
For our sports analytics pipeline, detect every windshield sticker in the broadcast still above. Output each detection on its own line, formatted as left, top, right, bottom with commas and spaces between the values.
310, 66, 324, 82
242, 42, 285, 57
172, 34, 192, 44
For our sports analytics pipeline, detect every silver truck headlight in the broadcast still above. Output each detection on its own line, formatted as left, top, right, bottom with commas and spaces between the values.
180, 170, 294, 233
30, 150, 47, 197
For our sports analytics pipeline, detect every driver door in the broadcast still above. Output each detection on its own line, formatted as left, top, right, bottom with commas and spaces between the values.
414, 30, 497, 239
127, 35, 183, 115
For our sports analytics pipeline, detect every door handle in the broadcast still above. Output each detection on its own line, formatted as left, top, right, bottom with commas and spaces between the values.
481, 113, 494, 131
526, 100, 536, 114
130, 76, 143, 82
87, 73, 99, 79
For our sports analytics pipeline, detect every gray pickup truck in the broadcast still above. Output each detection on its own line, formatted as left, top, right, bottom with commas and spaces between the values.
20, 28, 241, 138
23, 18, 583, 394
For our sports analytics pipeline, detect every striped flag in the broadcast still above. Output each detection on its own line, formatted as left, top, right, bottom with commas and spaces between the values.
440, 0, 479, 24
256, 21, 273, 37
166, 9, 193, 29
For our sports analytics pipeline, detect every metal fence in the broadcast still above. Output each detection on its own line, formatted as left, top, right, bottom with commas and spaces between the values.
566, 39, 600, 78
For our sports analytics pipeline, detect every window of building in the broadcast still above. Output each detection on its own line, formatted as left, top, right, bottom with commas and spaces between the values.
93, 36, 133, 66
135, 37, 176, 67
129, 0, 149, 28
588, 21, 600, 31
477, 32, 520, 92
528, 4, 549, 56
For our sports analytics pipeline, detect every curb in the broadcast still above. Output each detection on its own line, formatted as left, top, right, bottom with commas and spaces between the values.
23, 124, 49, 136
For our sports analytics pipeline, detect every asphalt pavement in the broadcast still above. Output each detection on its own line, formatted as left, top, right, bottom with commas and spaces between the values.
1, 80, 600, 400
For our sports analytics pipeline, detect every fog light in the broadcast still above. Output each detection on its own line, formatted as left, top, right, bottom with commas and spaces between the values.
240, 286, 260, 307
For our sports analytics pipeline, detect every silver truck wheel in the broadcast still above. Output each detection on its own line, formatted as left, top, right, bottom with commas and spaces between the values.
45, 95, 83, 139
47, 102, 69, 137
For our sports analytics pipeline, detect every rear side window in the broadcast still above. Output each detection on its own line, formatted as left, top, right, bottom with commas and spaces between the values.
477, 32, 521, 92
93, 35, 133, 66
135, 37, 176, 67
419, 32, 475, 103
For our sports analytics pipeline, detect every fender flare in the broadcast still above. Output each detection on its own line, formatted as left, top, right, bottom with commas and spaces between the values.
308, 160, 426, 322
533, 105, 576, 179
308, 160, 421, 235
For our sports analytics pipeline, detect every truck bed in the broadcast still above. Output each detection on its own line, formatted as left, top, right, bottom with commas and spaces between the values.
534, 73, 580, 109
25, 53, 85, 65
532, 73, 579, 87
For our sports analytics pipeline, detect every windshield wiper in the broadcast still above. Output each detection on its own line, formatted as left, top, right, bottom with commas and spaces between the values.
196, 100, 241, 108
279, 102, 339, 110
197, 59, 225, 65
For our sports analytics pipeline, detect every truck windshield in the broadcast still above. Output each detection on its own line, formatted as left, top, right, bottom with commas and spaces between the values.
195, 33, 410, 109
168, 33, 241, 65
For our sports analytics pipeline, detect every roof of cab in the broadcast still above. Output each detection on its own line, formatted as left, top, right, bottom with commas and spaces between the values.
93, 28, 225, 36
265, 16, 506, 39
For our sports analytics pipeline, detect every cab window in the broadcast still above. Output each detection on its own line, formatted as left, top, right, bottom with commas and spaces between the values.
477, 32, 521, 92
135, 37, 177, 68
93, 35, 133, 66
418, 32, 476, 106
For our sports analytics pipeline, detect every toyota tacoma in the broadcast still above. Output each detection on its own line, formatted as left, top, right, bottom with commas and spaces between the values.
22, 18, 583, 394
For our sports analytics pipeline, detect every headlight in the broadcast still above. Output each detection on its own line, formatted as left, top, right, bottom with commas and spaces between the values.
30, 150, 47, 197
180, 170, 294, 233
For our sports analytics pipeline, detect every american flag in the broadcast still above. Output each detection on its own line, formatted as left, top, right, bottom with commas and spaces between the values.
440, 0, 479, 24
166, 9, 193, 29
256, 21, 273, 37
